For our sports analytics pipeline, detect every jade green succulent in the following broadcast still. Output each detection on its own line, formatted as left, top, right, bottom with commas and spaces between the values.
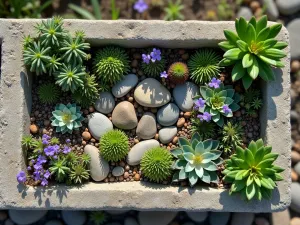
51, 103, 84, 134
171, 133, 222, 187
219, 16, 288, 89
141, 147, 173, 183
38, 83, 60, 104
223, 139, 284, 201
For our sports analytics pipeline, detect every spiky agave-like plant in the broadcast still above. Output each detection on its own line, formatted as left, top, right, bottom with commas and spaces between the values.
140, 147, 173, 183
93, 46, 130, 85
38, 83, 60, 104
49, 157, 70, 183
168, 62, 189, 84
99, 130, 129, 162
188, 49, 221, 84
69, 163, 90, 184
223, 139, 284, 201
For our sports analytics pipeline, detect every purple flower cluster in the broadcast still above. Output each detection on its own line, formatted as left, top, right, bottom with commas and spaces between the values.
17, 171, 26, 183
133, 0, 148, 13
208, 78, 221, 89
142, 48, 162, 64
197, 112, 212, 122
160, 71, 168, 78
44, 145, 60, 157
194, 98, 206, 110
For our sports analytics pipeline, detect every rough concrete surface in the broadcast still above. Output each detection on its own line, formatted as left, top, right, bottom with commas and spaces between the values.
0, 19, 291, 212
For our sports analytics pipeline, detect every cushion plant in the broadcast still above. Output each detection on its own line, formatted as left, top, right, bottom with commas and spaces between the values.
219, 16, 288, 89
223, 139, 284, 201
171, 132, 222, 187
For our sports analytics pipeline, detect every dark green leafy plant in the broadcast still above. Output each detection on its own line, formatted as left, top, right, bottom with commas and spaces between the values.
168, 62, 189, 84
219, 16, 288, 89
219, 122, 243, 153
164, 0, 184, 21
140, 147, 173, 183
93, 46, 130, 85
99, 130, 129, 162
72, 92, 94, 108
69, 163, 90, 184
89, 211, 107, 225
171, 133, 222, 187
38, 83, 60, 104
80, 73, 99, 100
223, 139, 284, 201
142, 57, 166, 77
188, 49, 221, 84
251, 98, 263, 110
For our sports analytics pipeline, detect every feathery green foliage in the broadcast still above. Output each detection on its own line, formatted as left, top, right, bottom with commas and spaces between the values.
142, 57, 166, 77
164, 0, 184, 21
38, 83, 60, 104
220, 122, 243, 153
21, 135, 36, 150
168, 62, 189, 84
69, 163, 90, 184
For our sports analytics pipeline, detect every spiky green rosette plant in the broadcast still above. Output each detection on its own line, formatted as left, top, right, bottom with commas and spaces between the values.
197, 80, 240, 127
188, 49, 221, 84
223, 139, 284, 201
51, 103, 84, 134
164, 0, 184, 21
93, 46, 130, 85
168, 62, 189, 84
171, 133, 222, 187
38, 83, 60, 104
142, 58, 166, 77
99, 130, 129, 162
219, 16, 288, 89
69, 164, 90, 184
140, 147, 173, 183
219, 122, 243, 153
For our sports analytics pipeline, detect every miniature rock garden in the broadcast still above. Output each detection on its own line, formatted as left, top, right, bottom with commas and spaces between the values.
17, 16, 288, 201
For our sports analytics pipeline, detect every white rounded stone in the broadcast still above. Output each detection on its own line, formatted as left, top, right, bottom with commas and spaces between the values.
112, 74, 138, 98
88, 112, 113, 140
9, 210, 47, 225
136, 112, 157, 139
158, 126, 177, 144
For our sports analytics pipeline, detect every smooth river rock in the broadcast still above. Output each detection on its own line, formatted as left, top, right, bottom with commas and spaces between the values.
287, 19, 300, 59
84, 145, 109, 181
9, 210, 47, 225
159, 126, 177, 144
231, 213, 254, 225
136, 112, 157, 139
237, 7, 253, 20
209, 212, 231, 225
112, 166, 125, 177
173, 81, 199, 112
134, 78, 171, 107
277, 0, 300, 15
263, 0, 279, 20
45, 220, 64, 225
88, 112, 113, 140
112, 101, 138, 130
138, 211, 177, 225
94, 92, 115, 114
186, 212, 208, 223
127, 140, 160, 166
61, 211, 87, 225
112, 74, 138, 98
291, 182, 300, 213
157, 103, 180, 126
124, 217, 139, 225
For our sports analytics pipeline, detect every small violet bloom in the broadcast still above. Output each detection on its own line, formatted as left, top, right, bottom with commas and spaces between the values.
41, 178, 48, 186
37, 155, 47, 164
150, 48, 161, 62
44, 170, 51, 179
27, 166, 31, 171
42, 139, 49, 145
160, 71, 168, 78
63, 146, 71, 154
44, 145, 60, 157
17, 171, 27, 183
222, 104, 232, 115
194, 98, 206, 109
33, 171, 41, 181
66, 138, 71, 143
197, 112, 212, 122
42, 134, 50, 140
133, 0, 148, 13
208, 77, 221, 89
142, 54, 151, 64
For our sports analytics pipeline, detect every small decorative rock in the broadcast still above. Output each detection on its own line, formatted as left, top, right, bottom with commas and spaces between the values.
82, 131, 91, 141
112, 166, 125, 177
255, 217, 270, 225
30, 124, 38, 134
295, 162, 300, 176
237, 6, 253, 20
88, 113, 113, 140
45, 220, 64, 225
173, 82, 199, 112
94, 92, 115, 114
127, 139, 160, 165
186, 212, 208, 223
277, 0, 300, 15
209, 212, 230, 225
231, 213, 254, 225
287, 19, 300, 59
112, 101, 138, 130
262, 0, 279, 20
290, 218, 300, 225
9, 210, 47, 225
134, 78, 171, 107
159, 126, 177, 144
291, 182, 300, 213
112, 74, 138, 98
84, 145, 109, 181
138, 211, 177, 225
177, 118, 185, 127
61, 211, 87, 225
272, 209, 290, 225
292, 151, 300, 163
134, 173, 140, 181
124, 217, 139, 225
157, 103, 180, 126
136, 112, 157, 139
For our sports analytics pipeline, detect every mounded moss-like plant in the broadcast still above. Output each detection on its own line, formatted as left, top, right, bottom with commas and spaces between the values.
142, 56, 166, 77
219, 122, 243, 153
168, 62, 189, 84
140, 147, 173, 183
38, 83, 60, 104
99, 130, 129, 162
89, 211, 108, 225
93, 46, 130, 85
223, 139, 284, 201
188, 49, 221, 84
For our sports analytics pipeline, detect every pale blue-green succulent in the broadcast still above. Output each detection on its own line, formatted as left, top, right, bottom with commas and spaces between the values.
51, 103, 84, 134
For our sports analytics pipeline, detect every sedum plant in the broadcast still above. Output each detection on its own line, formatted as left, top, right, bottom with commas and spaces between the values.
99, 130, 129, 162
49, 157, 70, 183
219, 16, 288, 89
223, 139, 284, 201
51, 103, 84, 134
141, 147, 173, 183
171, 133, 222, 187
69, 163, 90, 184
168, 62, 189, 84
219, 122, 243, 153
164, 0, 184, 21
38, 83, 60, 104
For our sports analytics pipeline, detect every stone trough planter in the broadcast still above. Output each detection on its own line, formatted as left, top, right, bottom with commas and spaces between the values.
0, 19, 291, 212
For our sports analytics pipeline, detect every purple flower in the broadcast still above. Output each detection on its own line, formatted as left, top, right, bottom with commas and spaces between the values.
33, 163, 43, 171
17, 171, 27, 183
41, 178, 48, 186
150, 48, 161, 62
44, 144, 60, 157
63, 146, 71, 154
194, 98, 206, 109
66, 139, 71, 143
197, 112, 212, 122
208, 78, 221, 89
27, 166, 31, 171
134, 0, 148, 13
33, 171, 41, 181
42, 134, 50, 140
37, 155, 47, 164
44, 170, 51, 179
42, 139, 49, 145
160, 71, 168, 78
142, 54, 151, 64
222, 104, 232, 115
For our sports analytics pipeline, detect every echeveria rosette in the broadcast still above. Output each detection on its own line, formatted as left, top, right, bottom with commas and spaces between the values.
171, 133, 223, 187
198, 83, 240, 127
51, 103, 84, 134
218, 16, 288, 89
223, 139, 284, 201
